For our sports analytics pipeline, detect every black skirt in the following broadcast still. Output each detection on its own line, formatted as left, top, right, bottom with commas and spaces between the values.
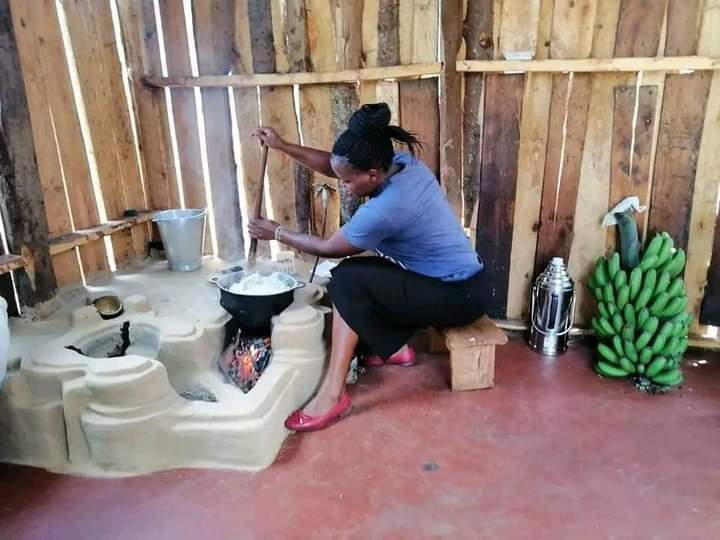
327, 257, 487, 359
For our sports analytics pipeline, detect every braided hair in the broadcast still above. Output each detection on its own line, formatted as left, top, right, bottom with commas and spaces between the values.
331, 103, 421, 171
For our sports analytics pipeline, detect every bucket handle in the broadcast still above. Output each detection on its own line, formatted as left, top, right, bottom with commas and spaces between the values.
153, 208, 208, 223
530, 287, 576, 337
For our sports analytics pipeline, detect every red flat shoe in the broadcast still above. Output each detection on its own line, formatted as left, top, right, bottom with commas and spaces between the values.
365, 346, 416, 367
285, 392, 352, 432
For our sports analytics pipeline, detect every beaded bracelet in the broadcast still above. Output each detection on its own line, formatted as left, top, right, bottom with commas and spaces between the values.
274, 226, 286, 243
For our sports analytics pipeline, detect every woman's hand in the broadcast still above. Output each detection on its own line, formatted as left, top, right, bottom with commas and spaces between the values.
249, 217, 362, 258
248, 217, 280, 241
251, 127, 285, 150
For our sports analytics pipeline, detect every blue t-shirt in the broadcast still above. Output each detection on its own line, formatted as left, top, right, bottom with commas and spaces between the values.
341, 152, 483, 282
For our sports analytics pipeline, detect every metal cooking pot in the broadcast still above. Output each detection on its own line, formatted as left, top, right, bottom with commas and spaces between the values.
92, 295, 124, 320
209, 270, 305, 329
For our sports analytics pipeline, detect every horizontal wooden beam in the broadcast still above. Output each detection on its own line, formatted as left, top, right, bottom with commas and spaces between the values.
457, 55, 720, 73
0, 254, 26, 275
49, 211, 153, 256
144, 63, 442, 88
495, 319, 720, 351
144, 56, 720, 88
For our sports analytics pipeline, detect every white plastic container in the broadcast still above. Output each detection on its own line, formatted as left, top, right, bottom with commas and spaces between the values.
0, 296, 9, 389
273, 250, 295, 274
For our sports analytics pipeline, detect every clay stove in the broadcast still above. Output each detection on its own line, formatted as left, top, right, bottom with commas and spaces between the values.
0, 284, 327, 476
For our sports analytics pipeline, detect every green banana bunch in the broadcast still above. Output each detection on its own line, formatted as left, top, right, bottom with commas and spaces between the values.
587, 232, 689, 389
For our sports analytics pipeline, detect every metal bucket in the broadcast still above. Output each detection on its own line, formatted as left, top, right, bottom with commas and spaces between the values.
153, 209, 207, 272
528, 257, 576, 356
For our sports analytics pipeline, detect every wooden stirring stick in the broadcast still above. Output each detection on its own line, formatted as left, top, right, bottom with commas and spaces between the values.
247, 143, 269, 270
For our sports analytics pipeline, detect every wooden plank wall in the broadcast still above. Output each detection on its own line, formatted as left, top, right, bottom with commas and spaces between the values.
0, 0, 58, 308
398, 0, 440, 177
62, 0, 147, 263
461, 0, 493, 229
5, 0, 720, 335
475, 73, 524, 317
11, 0, 84, 286
251, 1, 300, 231
1, 0, 161, 303
193, 0, 244, 260
232, 0, 267, 258
472, 0, 720, 331
565, 0, 636, 324
302, 0, 340, 237
690, 0, 720, 329
332, 1, 364, 225
116, 0, 179, 213
157, 0, 214, 254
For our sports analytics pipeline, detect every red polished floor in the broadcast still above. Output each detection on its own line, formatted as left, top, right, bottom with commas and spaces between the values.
1, 337, 719, 539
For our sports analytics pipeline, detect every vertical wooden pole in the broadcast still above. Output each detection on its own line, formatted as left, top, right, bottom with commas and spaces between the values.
29, 0, 109, 278
462, 0, 493, 228
116, 0, 179, 213
505, 71, 552, 320
378, 0, 400, 66
685, 0, 720, 330
648, 1, 711, 251
233, 0, 269, 259
61, 0, 137, 265
249, 0, 300, 231
700, 204, 720, 325
90, 0, 148, 258
504, 0, 557, 322
533, 1, 598, 277
475, 74, 525, 318
333, 0, 364, 225
10, 0, 84, 286
566, 0, 658, 325
398, 0, 439, 177
499, 0, 542, 58
439, 0, 463, 216
534, 73, 594, 277
375, 0, 401, 124
0, 0, 58, 306
193, 0, 244, 260
368, 0, 400, 125
614, 0, 667, 57
285, 0, 313, 235
158, 0, 212, 253
608, 85, 657, 237
360, 0, 379, 104
302, 0, 340, 235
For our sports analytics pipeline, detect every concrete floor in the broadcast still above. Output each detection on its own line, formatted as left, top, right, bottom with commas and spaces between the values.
1, 337, 719, 539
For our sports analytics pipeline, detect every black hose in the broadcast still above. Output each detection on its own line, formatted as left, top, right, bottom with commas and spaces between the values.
309, 201, 329, 283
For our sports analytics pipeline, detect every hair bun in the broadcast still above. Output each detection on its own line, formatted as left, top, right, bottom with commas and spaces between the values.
347, 103, 392, 143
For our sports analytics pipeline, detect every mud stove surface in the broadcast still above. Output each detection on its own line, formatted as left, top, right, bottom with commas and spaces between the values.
0, 287, 327, 476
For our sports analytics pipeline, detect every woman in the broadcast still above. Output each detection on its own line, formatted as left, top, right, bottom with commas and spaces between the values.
249, 103, 485, 432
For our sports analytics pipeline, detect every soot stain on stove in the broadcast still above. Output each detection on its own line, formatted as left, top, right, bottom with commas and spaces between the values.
65, 321, 132, 358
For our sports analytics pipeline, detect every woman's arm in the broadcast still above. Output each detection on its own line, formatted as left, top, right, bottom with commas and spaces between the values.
252, 127, 336, 178
248, 217, 361, 258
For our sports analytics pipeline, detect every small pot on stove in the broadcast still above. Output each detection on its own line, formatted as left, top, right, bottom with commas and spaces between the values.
92, 296, 124, 320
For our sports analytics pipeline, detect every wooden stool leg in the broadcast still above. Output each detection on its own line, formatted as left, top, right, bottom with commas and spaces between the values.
429, 328, 447, 353
450, 345, 495, 391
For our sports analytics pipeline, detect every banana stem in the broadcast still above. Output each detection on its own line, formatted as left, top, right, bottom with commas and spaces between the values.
615, 209, 641, 269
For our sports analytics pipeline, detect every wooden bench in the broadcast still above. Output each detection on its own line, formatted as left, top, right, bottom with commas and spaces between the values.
430, 316, 508, 391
